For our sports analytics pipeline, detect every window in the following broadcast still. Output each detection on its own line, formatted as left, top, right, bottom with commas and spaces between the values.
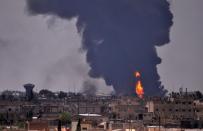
82, 127, 87, 130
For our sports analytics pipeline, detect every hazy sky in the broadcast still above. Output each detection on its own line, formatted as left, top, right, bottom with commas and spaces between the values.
158, 0, 203, 93
0, 0, 113, 94
0, 0, 202, 93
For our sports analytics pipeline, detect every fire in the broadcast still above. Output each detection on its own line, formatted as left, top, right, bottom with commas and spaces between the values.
135, 71, 141, 78
136, 80, 144, 98
134, 71, 144, 98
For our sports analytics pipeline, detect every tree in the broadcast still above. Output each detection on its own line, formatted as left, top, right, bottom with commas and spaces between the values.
26, 110, 33, 120
39, 89, 55, 98
0, 113, 5, 125
195, 91, 203, 99
60, 112, 71, 126
76, 118, 81, 131
58, 91, 67, 99
17, 121, 25, 129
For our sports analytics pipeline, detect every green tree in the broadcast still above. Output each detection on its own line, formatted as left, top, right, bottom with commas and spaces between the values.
76, 118, 81, 131
60, 112, 71, 126
0, 113, 5, 125
39, 89, 55, 98
17, 121, 25, 129
58, 91, 67, 99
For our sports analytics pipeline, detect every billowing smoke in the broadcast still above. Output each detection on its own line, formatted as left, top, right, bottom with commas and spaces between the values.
26, 0, 173, 96
82, 80, 97, 96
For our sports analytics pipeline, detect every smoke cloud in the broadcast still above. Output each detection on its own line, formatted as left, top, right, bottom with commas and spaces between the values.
26, 0, 173, 96
82, 80, 97, 96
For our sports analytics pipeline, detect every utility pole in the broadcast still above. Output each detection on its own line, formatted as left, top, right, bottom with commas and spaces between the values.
77, 94, 79, 115
159, 115, 161, 131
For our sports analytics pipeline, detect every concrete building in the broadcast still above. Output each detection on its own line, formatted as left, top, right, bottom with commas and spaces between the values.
146, 98, 195, 124
26, 120, 49, 131
109, 97, 146, 120
79, 103, 102, 114
194, 100, 203, 120
145, 90, 203, 128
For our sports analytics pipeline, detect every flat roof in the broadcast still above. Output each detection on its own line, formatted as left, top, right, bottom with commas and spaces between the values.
79, 113, 101, 117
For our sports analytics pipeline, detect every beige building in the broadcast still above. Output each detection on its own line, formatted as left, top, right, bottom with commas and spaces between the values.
26, 120, 49, 131
146, 97, 195, 125
79, 103, 101, 114
109, 97, 146, 120
194, 100, 203, 120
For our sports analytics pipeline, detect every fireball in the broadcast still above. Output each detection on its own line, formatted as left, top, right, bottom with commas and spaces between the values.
134, 71, 144, 98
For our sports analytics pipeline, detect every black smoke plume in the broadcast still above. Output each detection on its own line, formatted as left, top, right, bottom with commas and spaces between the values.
26, 0, 173, 96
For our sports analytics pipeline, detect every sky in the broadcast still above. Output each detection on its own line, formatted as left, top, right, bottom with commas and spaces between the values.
157, 0, 203, 93
0, 0, 202, 93
0, 0, 113, 94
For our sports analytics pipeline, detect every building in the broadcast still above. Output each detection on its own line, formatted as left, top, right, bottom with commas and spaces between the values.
194, 100, 203, 120
145, 89, 203, 128
109, 97, 146, 120
26, 120, 49, 131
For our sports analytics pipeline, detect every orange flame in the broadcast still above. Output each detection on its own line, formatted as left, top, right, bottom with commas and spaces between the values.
135, 71, 141, 78
134, 71, 144, 99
